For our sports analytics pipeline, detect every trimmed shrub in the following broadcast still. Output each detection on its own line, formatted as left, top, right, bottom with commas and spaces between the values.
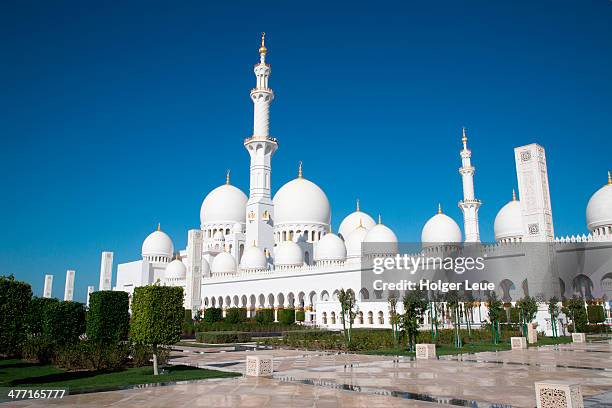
225, 307, 247, 324
196, 331, 251, 344
0, 275, 33, 356
278, 308, 295, 325
509, 307, 521, 324
203, 307, 223, 323
184, 309, 193, 322
27, 297, 57, 336
86, 291, 129, 344
587, 305, 605, 324
53, 340, 129, 371
43, 300, 86, 347
295, 310, 305, 322
21, 336, 54, 364
255, 308, 275, 324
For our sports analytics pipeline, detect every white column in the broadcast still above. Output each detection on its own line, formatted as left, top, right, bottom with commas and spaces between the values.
458, 128, 481, 242
99, 251, 113, 290
64, 270, 75, 301
86, 286, 94, 307
186, 229, 203, 311
43, 274, 53, 298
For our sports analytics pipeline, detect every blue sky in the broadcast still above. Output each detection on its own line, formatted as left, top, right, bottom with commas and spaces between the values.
1, 1, 611, 302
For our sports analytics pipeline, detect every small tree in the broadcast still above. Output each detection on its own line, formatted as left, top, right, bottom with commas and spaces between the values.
486, 292, 504, 344
516, 296, 538, 337
388, 295, 400, 348
86, 291, 129, 345
0, 275, 33, 356
562, 296, 587, 333
131, 285, 184, 375
401, 289, 428, 352
548, 297, 560, 338
338, 289, 356, 346
446, 291, 462, 348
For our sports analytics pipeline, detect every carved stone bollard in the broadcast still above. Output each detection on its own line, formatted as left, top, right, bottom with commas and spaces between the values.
535, 381, 583, 408
511, 337, 527, 349
571, 333, 586, 343
246, 354, 273, 377
415, 344, 436, 359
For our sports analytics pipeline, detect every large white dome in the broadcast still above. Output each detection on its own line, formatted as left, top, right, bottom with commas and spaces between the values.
142, 227, 174, 259
421, 208, 462, 246
164, 259, 186, 280
364, 222, 398, 254
315, 232, 347, 262
345, 225, 369, 257
240, 245, 267, 270
211, 251, 236, 274
273, 176, 331, 226
338, 206, 375, 239
494, 197, 524, 241
200, 183, 247, 227
274, 241, 304, 266
586, 176, 612, 232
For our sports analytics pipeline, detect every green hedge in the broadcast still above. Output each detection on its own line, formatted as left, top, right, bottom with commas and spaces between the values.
86, 291, 129, 344
195, 321, 300, 333
587, 305, 605, 324
43, 300, 86, 347
278, 308, 295, 325
255, 308, 275, 324
295, 310, 305, 322
225, 307, 247, 324
0, 275, 33, 356
203, 307, 223, 323
196, 331, 251, 344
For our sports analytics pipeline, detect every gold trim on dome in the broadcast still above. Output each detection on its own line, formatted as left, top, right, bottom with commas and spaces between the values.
226, 169, 231, 185
438, 204, 442, 214
157, 223, 161, 231
298, 161, 303, 178
608, 170, 611, 185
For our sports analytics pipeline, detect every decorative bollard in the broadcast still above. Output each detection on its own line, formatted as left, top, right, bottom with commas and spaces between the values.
572, 333, 586, 343
511, 337, 527, 350
535, 381, 583, 408
415, 344, 436, 359
527, 323, 538, 344
246, 354, 273, 377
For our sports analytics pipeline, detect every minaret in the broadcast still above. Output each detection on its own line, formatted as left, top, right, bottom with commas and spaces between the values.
458, 127, 482, 242
244, 33, 278, 257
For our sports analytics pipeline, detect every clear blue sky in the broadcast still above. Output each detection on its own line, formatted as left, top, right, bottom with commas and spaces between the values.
1, 1, 610, 302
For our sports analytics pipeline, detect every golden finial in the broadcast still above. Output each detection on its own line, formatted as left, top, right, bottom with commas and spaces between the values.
226, 169, 231, 185
356, 198, 360, 212
252, 240, 256, 247
512, 189, 517, 201
298, 161, 303, 178
608, 171, 611, 186
157, 223, 161, 231
259, 32, 267, 54
378, 214, 382, 224
328, 224, 332, 233
437, 204, 442, 214
175, 252, 181, 261
462, 127, 468, 148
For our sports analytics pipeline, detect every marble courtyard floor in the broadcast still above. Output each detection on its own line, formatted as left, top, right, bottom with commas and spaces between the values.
8, 341, 612, 407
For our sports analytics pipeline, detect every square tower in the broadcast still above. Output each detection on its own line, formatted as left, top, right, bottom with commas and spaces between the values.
99, 251, 113, 290
43, 274, 53, 298
514, 143, 555, 242
185, 229, 203, 311
64, 270, 75, 301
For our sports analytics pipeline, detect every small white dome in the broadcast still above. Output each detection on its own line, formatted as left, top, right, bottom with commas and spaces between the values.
142, 227, 174, 259
200, 183, 247, 227
421, 209, 462, 246
213, 230, 225, 241
364, 222, 398, 254
494, 198, 524, 241
164, 259, 186, 280
345, 225, 369, 257
315, 233, 347, 262
338, 209, 375, 239
211, 251, 236, 274
201, 257, 210, 277
586, 178, 612, 232
274, 241, 304, 266
240, 245, 267, 270
273, 175, 331, 226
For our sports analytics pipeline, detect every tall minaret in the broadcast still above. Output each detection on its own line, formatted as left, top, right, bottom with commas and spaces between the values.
458, 127, 482, 242
244, 33, 278, 258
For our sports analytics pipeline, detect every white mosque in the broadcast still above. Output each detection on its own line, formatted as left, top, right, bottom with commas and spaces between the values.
94, 35, 612, 332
